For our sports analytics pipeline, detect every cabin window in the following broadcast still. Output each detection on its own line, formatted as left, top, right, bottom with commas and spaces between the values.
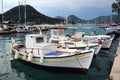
36, 37, 44, 43
65, 42, 74, 45
51, 40, 59, 43
59, 31, 64, 36
53, 31, 57, 36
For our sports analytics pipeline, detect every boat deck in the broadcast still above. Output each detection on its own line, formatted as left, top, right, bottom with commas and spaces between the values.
108, 38, 120, 80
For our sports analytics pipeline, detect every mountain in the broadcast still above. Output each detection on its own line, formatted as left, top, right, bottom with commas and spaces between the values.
67, 15, 85, 24
55, 14, 120, 24
55, 16, 65, 20
87, 15, 120, 24
67, 14, 120, 24
0, 5, 63, 24
1, 5, 120, 24
55, 15, 85, 24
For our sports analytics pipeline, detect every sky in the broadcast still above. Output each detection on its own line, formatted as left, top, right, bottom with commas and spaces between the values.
0, 0, 116, 20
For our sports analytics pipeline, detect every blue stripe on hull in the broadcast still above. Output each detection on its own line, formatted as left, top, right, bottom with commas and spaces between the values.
34, 51, 93, 59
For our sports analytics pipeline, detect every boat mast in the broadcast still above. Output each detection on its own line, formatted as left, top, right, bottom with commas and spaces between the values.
24, 0, 26, 25
1, 0, 4, 24
18, 0, 21, 23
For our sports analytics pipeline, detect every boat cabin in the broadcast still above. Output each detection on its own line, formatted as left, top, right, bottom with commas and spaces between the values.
72, 32, 85, 38
25, 34, 47, 48
25, 34, 56, 55
51, 28, 64, 37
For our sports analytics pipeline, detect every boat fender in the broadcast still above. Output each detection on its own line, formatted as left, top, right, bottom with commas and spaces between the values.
98, 39, 102, 45
14, 51, 19, 59
10, 43, 14, 61
10, 43, 13, 54
85, 46, 89, 50
57, 43, 62, 48
27, 53, 33, 61
40, 50, 44, 64
23, 53, 27, 60
75, 50, 81, 54
65, 46, 69, 49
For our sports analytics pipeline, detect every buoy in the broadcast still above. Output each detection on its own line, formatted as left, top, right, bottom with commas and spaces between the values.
14, 51, 19, 59
27, 53, 33, 61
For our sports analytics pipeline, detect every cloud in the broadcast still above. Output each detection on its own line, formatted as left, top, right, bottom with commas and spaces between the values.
0, 0, 115, 19
0, 0, 19, 13
1, 0, 115, 12
27, 0, 115, 10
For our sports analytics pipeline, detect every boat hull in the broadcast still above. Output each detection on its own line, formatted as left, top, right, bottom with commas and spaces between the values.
101, 40, 112, 48
101, 35, 114, 49
16, 59, 88, 73
32, 50, 94, 69
12, 48, 94, 72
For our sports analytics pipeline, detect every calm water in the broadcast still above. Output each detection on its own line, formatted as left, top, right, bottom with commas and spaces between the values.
0, 28, 119, 80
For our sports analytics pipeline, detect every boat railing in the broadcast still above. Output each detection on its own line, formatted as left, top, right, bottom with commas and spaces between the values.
24, 47, 81, 55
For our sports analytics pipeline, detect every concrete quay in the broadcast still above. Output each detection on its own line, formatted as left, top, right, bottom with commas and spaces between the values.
107, 38, 120, 80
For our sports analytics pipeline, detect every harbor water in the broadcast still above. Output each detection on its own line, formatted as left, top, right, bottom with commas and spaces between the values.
0, 27, 119, 80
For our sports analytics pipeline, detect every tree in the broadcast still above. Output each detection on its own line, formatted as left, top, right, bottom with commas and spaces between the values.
112, 0, 120, 14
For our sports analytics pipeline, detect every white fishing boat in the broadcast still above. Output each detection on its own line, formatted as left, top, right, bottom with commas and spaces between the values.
10, 32, 95, 72
15, 25, 27, 33
102, 23, 118, 34
0, 0, 13, 33
72, 26, 115, 49
15, 0, 31, 33
49, 28, 101, 54
84, 34, 115, 49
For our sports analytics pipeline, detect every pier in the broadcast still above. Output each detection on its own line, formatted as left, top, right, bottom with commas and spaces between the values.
107, 38, 120, 80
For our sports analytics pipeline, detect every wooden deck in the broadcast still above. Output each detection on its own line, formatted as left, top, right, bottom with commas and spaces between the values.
107, 38, 120, 80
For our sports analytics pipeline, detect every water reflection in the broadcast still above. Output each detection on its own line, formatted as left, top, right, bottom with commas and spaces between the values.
9, 50, 116, 80
10, 60, 90, 80
0, 31, 119, 80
